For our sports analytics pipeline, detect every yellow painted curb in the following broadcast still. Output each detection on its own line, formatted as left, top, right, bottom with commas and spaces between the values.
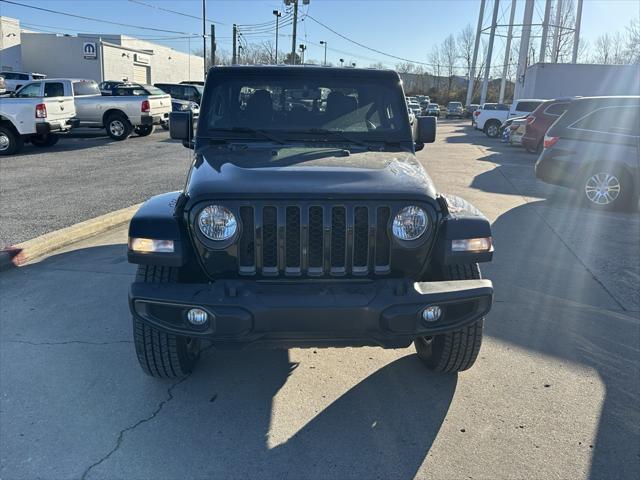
15, 203, 142, 263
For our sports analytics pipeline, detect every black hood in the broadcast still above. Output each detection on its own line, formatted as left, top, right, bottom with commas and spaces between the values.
184, 145, 437, 204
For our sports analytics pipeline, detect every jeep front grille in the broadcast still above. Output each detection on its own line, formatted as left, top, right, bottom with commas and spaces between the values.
237, 203, 392, 277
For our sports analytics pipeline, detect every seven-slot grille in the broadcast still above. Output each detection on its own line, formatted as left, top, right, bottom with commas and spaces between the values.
237, 203, 392, 277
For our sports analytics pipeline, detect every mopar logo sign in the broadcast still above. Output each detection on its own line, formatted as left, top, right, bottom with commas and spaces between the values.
83, 42, 97, 59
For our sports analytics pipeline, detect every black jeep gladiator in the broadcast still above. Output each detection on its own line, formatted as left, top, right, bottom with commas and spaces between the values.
127, 66, 494, 378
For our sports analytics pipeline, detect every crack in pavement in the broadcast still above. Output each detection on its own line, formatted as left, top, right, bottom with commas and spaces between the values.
79, 374, 190, 480
79, 344, 215, 480
3, 339, 132, 346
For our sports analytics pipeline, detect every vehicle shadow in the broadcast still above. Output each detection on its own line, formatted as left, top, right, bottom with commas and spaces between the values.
3, 244, 457, 479
485, 199, 640, 480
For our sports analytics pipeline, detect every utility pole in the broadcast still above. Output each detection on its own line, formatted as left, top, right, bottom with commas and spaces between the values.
210, 24, 215, 68
572, 0, 584, 63
320, 40, 327, 66
499, 0, 516, 103
480, 0, 500, 105
514, 0, 535, 99
273, 10, 281, 64
202, 0, 206, 78
291, 0, 298, 64
551, 0, 563, 62
539, 0, 552, 63
232, 24, 237, 64
465, 0, 486, 107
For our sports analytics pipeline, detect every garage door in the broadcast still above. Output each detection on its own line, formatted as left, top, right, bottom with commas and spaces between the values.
133, 65, 150, 84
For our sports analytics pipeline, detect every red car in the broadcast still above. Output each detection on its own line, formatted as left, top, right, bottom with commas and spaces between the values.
522, 98, 575, 153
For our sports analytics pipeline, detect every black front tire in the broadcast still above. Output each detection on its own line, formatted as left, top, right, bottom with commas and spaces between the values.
133, 265, 201, 378
134, 125, 155, 136
414, 264, 484, 373
31, 133, 59, 147
0, 125, 24, 155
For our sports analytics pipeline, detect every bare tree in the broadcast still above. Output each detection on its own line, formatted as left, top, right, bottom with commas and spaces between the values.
625, 18, 640, 63
592, 32, 626, 64
457, 24, 475, 77
369, 62, 386, 69
549, 0, 577, 63
428, 45, 442, 95
441, 34, 458, 101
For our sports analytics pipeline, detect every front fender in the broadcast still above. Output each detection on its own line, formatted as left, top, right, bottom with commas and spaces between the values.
434, 194, 493, 265
127, 191, 187, 267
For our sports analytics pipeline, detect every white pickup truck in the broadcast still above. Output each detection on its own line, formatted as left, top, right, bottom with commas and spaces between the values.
15, 78, 172, 141
0, 79, 79, 155
474, 99, 545, 138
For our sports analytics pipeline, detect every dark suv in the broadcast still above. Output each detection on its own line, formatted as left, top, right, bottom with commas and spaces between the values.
128, 66, 494, 378
154, 82, 203, 105
535, 96, 639, 210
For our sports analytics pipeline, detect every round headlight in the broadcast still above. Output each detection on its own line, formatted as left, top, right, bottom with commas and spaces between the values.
198, 205, 237, 241
179, 103, 190, 111
392, 206, 428, 241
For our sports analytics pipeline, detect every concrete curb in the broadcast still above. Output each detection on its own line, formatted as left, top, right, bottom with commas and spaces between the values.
11, 203, 141, 264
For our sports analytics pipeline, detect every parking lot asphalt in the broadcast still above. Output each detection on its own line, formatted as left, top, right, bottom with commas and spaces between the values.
0, 127, 192, 247
1, 121, 639, 480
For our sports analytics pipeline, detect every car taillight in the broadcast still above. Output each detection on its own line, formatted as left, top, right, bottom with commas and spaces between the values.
543, 135, 559, 149
35, 103, 47, 118
526, 116, 536, 125
474, 110, 481, 116
141, 100, 150, 113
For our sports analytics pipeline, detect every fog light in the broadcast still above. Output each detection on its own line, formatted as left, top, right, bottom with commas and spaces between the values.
186, 308, 209, 326
422, 306, 442, 323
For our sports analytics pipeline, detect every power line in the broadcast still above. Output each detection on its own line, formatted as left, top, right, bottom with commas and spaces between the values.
0, 0, 201, 35
306, 14, 455, 69
127, 0, 225, 25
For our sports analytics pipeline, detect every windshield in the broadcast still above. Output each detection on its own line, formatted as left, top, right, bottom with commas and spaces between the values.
73, 80, 101, 96
200, 75, 409, 142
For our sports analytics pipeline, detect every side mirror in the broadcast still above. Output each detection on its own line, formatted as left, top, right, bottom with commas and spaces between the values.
169, 111, 194, 149
416, 115, 436, 144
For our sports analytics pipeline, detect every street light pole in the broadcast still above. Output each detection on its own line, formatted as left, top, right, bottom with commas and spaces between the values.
202, 0, 207, 78
320, 40, 327, 66
339, 58, 344, 67
272, 10, 281, 64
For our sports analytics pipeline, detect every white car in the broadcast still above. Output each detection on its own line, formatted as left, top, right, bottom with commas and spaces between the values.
0, 79, 78, 155
49, 79, 171, 140
407, 101, 421, 117
0, 71, 47, 92
475, 99, 545, 138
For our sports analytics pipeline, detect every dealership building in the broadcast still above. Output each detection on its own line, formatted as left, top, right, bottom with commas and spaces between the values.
0, 16, 204, 84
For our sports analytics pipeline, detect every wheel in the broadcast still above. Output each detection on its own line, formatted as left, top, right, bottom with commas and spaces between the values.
132, 265, 201, 378
105, 113, 132, 141
581, 166, 635, 211
484, 121, 500, 138
30, 133, 59, 147
414, 264, 484, 373
134, 124, 154, 136
160, 121, 170, 131
0, 125, 24, 155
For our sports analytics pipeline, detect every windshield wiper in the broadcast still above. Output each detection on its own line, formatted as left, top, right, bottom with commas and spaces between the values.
304, 128, 368, 148
225, 127, 286, 144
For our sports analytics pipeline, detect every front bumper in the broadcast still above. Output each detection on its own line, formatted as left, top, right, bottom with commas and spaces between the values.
130, 278, 493, 348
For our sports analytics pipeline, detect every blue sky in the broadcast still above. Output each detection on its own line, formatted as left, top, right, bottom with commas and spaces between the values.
0, 0, 636, 69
